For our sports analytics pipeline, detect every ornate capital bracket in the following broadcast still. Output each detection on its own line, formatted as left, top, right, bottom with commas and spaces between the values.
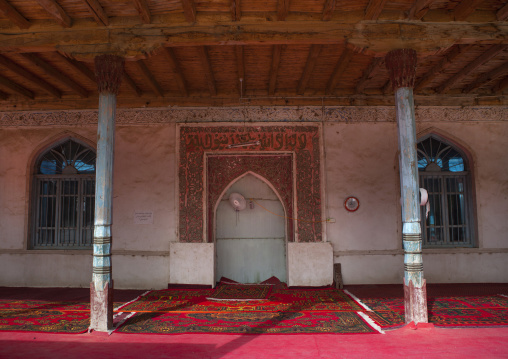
94, 55, 125, 95
385, 49, 417, 90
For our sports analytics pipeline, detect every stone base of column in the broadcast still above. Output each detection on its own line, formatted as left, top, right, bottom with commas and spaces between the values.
404, 278, 428, 325
89, 281, 114, 332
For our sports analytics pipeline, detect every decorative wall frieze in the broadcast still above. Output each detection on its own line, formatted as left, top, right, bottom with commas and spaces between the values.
0, 106, 506, 127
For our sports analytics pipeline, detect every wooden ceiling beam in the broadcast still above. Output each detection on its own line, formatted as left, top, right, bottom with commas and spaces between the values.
0, 74, 34, 98
492, 75, 508, 93
437, 44, 507, 93
407, 0, 437, 20
197, 46, 217, 96
277, 0, 290, 21
82, 0, 108, 25
497, 3, 508, 21
326, 48, 354, 95
0, 54, 61, 98
55, 53, 96, 84
453, 0, 486, 21
123, 71, 142, 97
365, 0, 388, 20
0, 0, 30, 29
322, 0, 336, 21
135, 60, 163, 96
235, 45, 244, 97
35, 0, 72, 27
230, 0, 241, 21
297, 44, 321, 95
21, 53, 88, 97
162, 47, 188, 97
414, 45, 472, 92
268, 45, 283, 96
181, 0, 196, 23
355, 57, 383, 93
132, 0, 151, 24
463, 61, 508, 93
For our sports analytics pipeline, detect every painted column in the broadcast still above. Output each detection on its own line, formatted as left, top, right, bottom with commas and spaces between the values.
385, 49, 428, 324
90, 54, 124, 332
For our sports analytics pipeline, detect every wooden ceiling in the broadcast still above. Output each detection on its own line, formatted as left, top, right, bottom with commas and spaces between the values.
0, 0, 506, 110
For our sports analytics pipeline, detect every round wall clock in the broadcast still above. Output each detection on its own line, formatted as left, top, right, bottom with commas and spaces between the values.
344, 196, 360, 212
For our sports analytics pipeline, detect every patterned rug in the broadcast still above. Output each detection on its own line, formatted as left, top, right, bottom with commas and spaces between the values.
361, 295, 508, 328
207, 284, 273, 301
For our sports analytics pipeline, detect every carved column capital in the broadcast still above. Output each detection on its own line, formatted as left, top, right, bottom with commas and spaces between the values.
95, 55, 124, 95
385, 49, 417, 90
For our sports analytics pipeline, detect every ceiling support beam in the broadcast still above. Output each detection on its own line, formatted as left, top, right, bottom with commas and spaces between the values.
0, 0, 30, 29
56, 52, 96, 84
181, 0, 196, 23
35, 0, 72, 27
277, 0, 290, 21
235, 45, 245, 97
21, 53, 88, 97
463, 61, 508, 93
197, 46, 217, 96
135, 60, 163, 96
268, 45, 283, 96
0, 54, 61, 98
497, 3, 508, 21
453, 0, 486, 21
0, 74, 34, 98
162, 47, 188, 97
414, 45, 472, 92
437, 44, 507, 93
82, 0, 108, 25
297, 44, 321, 95
230, 0, 241, 21
365, 0, 388, 20
132, 0, 151, 23
355, 57, 383, 93
407, 0, 437, 20
326, 48, 354, 94
322, 0, 336, 21
123, 71, 142, 96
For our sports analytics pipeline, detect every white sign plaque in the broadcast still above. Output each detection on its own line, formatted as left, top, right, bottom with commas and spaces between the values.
134, 211, 154, 225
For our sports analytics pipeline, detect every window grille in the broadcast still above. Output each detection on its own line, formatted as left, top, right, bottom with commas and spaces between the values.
31, 139, 95, 249
417, 136, 474, 248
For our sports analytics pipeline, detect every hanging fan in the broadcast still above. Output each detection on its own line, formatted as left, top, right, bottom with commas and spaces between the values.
229, 193, 247, 211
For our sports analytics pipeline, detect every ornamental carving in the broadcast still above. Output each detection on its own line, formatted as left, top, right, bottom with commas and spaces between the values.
179, 125, 322, 243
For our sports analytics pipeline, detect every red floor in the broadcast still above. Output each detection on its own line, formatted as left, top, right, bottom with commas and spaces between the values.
1, 285, 508, 359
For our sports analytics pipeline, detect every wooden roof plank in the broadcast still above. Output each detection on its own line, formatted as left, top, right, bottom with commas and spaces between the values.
181, 0, 196, 23
230, 0, 241, 21
493, 75, 508, 93
123, 71, 143, 97
463, 61, 508, 93
297, 44, 321, 95
437, 44, 507, 93
277, 0, 290, 21
132, 0, 151, 24
81, 0, 108, 26
326, 47, 354, 95
414, 45, 472, 92
453, 0, 486, 21
197, 46, 216, 96
0, 89, 8, 100
20, 53, 88, 97
162, 47, 188, 97
497, 3, 508, 21
0, 74, 34, 99
135, 59, 163, 96
407, 0, 437, 20
0, 0, 31, 29
268, 45, 283, 96
0, 54, 61, 98
34, 0, 72, 28
322, 0, 336, 21
235, 45, 244, 97
55, 53, 96, 84
365, 0, 389, 20
355, 57, 383, 93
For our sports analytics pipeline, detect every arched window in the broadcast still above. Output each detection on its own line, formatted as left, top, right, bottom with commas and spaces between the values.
31, 139, 95, 249
417, 135, 475, 248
